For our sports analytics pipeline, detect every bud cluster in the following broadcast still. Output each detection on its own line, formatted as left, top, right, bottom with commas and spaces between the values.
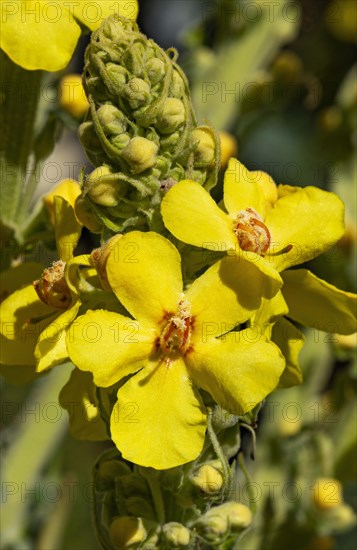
79, 16, 219, 233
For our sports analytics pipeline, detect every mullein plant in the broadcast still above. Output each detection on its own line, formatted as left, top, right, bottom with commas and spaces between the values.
0, 11, 356, 550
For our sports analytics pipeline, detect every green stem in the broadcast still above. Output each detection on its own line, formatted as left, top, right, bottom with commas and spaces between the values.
140, 469, 166, 524
207, 408, 232, 494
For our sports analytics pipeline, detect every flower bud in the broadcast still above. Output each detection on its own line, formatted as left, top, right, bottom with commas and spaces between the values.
191, 463, 224, 494
220, 502, 252, 531
43, 179, 81, 224
162, 522, 191, 547
121, 137, 158, 173
272, 51, 303, 83
156, 98, 185, 134
252, 170, 278, 205
90, 235, 122, 290
59, 74, 89, 118
219, 131, 238, 167
109, 516, 147, 549
97, 105, 127, 136
195, 501, 252, 541
313, 478, 343, 510
86, 166, 125, 207
79, 121, 103, 153
146, 58, 165, 85
106, 63, 128, 87
74, 196, 102, 233
192, 127, 216, 166
33, 260, 71, 310
124, 78, 151, 109
194, 512, 228, 542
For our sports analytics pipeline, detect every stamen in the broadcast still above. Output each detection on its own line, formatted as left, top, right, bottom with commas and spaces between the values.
233, 208, 271, 255
159, 299, 192, 356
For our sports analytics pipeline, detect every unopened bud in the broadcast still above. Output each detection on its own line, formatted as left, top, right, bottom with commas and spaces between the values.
59, 74, 89, 118
97, 105, 127, 135
74, 196, 102, 233
272, 51, 303, 83
324, 503, 356, 531
124, 78, 151, 109
313, 478, 343, 510
146, 58, 165, 85
86, 166, 124, 207
192, 127, 216, 166
109, 516, 147, 549
156, 98, 185, 134
191, 463, 224, 494
195, 501, 252, 542
219, 131, 238, 167
43, 179, 81, 224
33, 260, 71, 310
220, 502, 252, 531
90, 235, 122, 290
79, 121, 103, 153
162, 522, 191, 547
95, 459, 131, 491
121, 137, 158, 173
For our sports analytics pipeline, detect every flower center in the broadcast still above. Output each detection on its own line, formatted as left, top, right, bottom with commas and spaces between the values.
33, 260, 71, 310
233, 208, 270, 255
159, 300, 192, 356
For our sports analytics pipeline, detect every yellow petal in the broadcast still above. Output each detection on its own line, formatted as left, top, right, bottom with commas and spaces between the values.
69, 0, 138, 31
54, 196, 82, 262
106, 232, 183, 325
0, 1, 81, 71
111, 357, 207, 469
35, 301, 80, 372
44, 179, 81, 224
188, 332, 285, 415
66, 309, 156, 387
59, 369, 108, 441
0, 284, 56, 366
266, 187, 345, 271
273, 317, 304, 388
1, 263, 44, 300
161, 180, 235, 251
282, 269, 357, 334
186, 256, 282, 340
224, 159, 266, 217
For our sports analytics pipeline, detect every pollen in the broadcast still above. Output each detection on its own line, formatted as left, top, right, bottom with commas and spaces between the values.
159, 299, 193, 356
233, 208, 271, 255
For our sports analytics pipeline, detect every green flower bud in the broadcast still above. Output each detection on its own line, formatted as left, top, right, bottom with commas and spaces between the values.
86, 166, 128, 207
170, 69, 186, 98
156, 98, 185, 134
220, 502, 252, 531
191, 463, 224, 494
109, 516, 147, 549
147, 58, 165, 85
111, 133, 131, 150
79, 121, 102, 153
124, 78, 151, 109
323, 503, 356, 532
162, 522, 191, 547
192, 126, 216, 166
121, 137, 158, 173
74, 196, 102, 233
97, 105, 127, 135
106, 63, 128, 87
194, 502, 252, 542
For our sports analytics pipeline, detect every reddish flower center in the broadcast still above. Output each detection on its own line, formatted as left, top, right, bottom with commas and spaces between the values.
233, 208, 270, 255
159, 300, 192, 356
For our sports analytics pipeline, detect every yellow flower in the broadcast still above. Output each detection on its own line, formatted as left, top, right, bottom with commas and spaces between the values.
0, 196, 84, 375
161, 158, 345, 280
0, 1, 138, 71
59, 74, 89, 118
43, 178, 81, 225
313, 478, 343, 510
67, 231, 285, 469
